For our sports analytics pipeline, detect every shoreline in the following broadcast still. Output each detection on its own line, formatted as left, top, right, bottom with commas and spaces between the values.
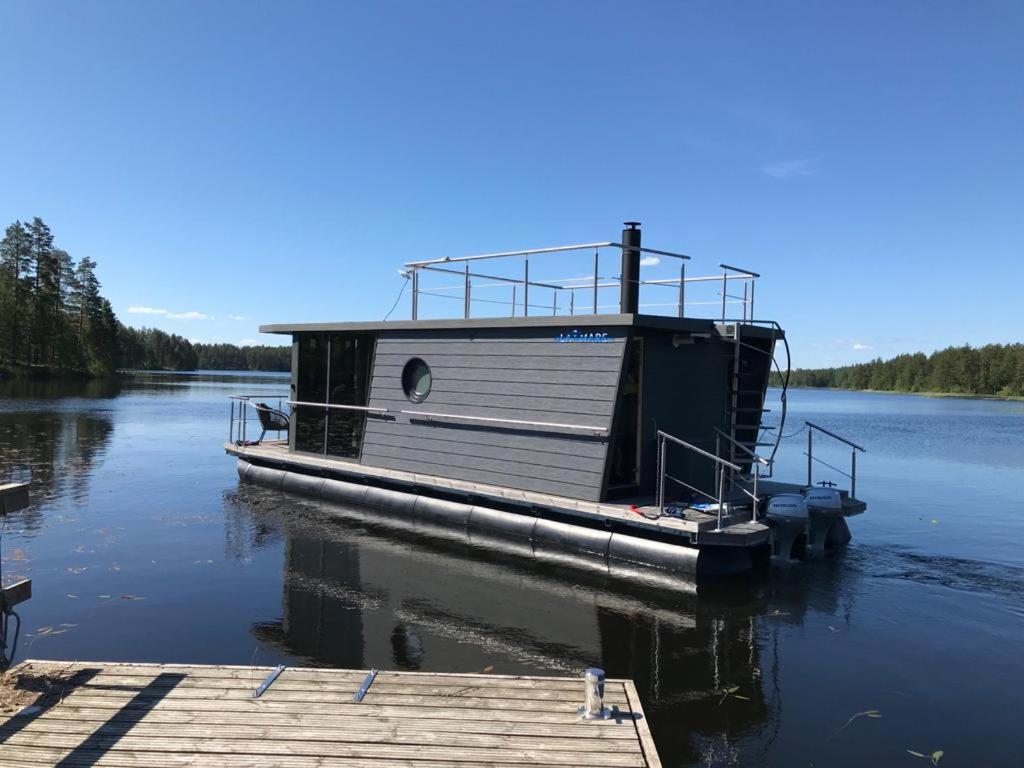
783, 385, 1024, 403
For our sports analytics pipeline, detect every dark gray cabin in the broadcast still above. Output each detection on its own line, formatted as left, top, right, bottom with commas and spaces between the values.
260, 227, 780, 505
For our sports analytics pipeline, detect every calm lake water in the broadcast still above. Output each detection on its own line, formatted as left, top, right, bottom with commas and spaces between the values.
1, 373, 1022, 766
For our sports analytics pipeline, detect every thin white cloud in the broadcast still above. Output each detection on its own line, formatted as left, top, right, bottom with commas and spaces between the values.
127, 305, 211, 320
227, 314, 247, 321
762, 157, 820, 180
238, 339, 259, 346
852, 343, 872, 351
639, 255, 660, 267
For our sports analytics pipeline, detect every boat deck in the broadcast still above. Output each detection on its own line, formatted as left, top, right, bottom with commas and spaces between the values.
0, 660, 661, 767
226, 441, 772, 547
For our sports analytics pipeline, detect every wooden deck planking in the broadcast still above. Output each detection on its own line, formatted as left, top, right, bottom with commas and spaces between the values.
1, 661, 660, 767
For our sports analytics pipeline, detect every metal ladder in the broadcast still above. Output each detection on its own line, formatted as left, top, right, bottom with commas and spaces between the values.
719, 323, 775, 481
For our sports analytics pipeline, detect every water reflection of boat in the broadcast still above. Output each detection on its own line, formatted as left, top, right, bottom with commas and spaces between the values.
242, 491, 790, 767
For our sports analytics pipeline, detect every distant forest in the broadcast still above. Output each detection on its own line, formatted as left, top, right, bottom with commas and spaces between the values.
0, 217, 289, 376
777, 344, 1024, 398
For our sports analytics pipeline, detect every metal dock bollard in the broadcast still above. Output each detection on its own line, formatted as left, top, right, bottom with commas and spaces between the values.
578, 667, 610, 720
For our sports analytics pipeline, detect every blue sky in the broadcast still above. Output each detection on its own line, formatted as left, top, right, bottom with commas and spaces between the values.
1, 1, 1021, 367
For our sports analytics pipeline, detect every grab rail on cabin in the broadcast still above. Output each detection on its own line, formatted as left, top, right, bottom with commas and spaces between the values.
804, 421, 866, 499
284, 401, 609, 435
402, 239, 761, 323
656, 430, 760, 531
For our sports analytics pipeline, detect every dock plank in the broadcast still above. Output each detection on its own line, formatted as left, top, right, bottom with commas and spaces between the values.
1, 661, 661, 767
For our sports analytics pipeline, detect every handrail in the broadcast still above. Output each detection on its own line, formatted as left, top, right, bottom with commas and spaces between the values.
656, 430, 746, 532
805, 421, 866, 452
658, 430, 741, 471
288, 401, 390, 414
714, 428, 770, 466
402, 409, 608, 434
405, 242, 690, 268
805, 421, 866, 499
229, 394, 289, 444
407, 237, 705, 321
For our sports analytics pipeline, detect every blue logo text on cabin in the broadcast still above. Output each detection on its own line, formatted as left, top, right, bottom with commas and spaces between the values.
555, 329, 610, 343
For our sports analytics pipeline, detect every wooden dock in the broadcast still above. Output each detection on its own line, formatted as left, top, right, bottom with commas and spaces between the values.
0, 660, 661, 767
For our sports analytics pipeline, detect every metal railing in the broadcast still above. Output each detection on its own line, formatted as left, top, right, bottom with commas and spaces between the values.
805, 421, 866, 499
657, 431, 743, 531
235, 398, 609, 441
403, 240, 760, 322
228, 394, 289, 445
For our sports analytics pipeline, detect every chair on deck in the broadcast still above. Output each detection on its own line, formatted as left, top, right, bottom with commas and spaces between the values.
252, 402, 289, 444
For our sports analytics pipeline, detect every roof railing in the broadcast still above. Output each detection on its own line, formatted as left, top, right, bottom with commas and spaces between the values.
403, 240, 761, 322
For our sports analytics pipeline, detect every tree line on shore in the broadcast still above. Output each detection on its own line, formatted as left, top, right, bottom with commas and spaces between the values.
779, 343, 1024, 397
1, 217, 289, 375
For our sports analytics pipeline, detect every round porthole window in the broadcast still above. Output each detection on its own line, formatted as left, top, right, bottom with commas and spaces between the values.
401, 358, 432, 403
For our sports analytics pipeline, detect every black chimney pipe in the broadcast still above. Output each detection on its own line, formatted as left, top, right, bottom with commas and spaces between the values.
620, 222, 641, 314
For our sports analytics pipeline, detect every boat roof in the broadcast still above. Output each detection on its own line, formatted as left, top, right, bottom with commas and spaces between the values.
260, 313, 782, 337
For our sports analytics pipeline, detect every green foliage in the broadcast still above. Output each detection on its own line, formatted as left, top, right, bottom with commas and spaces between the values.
0, 217, 120, 374
193, 343, 290, 372
776, 344, 1024, 397
0, 217, 290, 376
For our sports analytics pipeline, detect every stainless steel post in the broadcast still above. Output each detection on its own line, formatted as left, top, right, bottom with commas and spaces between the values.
716, 462, 725, 531
593, 250, 599, 314
411, 269, 419, 319
721, 269, 728, 321
677, 262, 685, 317
752, 464, 759, 523
851, 448, 857, 499
524, 259, 530, 317
241, 400, 247, 444
657, 435, 666, 511
807, 428, 813, 486
749, 279, 755, 321
229, 400, 234, 442
742, 282, 748, 321
580, 668, 606, 719
511, 285, 517, 317
552, 292, 557, 316
463, 263, 470, 318
570, 291, 575, 315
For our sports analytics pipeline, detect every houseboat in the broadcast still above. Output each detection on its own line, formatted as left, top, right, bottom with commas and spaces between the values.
226, 223, 866, 580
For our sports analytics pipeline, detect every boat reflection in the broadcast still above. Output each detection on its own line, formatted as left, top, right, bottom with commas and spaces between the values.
226, 485, 854, 766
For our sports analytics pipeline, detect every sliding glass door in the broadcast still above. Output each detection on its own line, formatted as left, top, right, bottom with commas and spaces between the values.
292, 332, 376, 459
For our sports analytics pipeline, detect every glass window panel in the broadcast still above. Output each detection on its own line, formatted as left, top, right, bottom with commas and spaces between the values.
326, 333, 375, 458
294, 334, 328, 454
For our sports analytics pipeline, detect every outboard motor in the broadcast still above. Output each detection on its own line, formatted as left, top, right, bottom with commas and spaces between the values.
765, 493, 809, 521
765, 493, 809, 562
804, 486, 842, 511
803, 486, 849, 552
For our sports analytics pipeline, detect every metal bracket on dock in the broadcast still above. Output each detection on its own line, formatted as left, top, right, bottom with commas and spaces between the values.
252, 665, 286, 699
353, 668, 378, 702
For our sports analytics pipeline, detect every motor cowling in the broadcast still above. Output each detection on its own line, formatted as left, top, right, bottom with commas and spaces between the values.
765, 494, 809, 521
804, 487, 842, 511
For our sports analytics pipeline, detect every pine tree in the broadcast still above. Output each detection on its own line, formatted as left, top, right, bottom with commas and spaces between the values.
28, 217, 57, 365
0, 221, 32, 365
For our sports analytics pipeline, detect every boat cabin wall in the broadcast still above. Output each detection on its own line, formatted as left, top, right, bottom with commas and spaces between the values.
630, 328, 735, 501
288, 326, 626, 502
285, 321, 778, 506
